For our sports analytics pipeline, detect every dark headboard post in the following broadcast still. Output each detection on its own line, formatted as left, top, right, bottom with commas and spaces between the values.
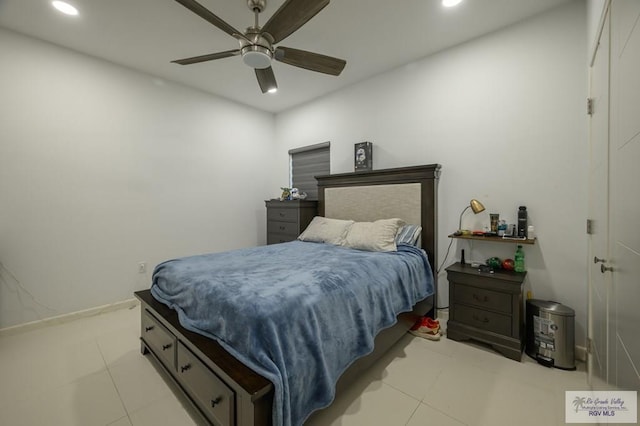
315, 164, 441, 315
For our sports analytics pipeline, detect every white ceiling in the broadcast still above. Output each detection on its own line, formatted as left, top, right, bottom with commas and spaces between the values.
0, 0, 572, 113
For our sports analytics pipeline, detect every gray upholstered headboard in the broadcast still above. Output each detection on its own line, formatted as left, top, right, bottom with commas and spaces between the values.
323, 183, 422, 225
315, 165, 441, 307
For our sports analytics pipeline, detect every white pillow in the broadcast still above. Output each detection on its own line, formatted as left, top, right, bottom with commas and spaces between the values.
344, 218, 406, 252
298, 216, 354, 245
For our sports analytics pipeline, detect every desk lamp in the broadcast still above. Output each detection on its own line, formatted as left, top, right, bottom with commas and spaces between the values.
458, 199, 485, 231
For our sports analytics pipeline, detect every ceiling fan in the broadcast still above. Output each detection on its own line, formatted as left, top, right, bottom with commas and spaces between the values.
171, 0, 347, 93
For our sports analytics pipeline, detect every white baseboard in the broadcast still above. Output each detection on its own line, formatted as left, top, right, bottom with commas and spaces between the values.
575, 345, 587, 362
0, 298, 139, 338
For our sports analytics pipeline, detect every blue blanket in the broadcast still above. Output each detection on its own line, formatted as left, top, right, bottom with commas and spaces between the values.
151, 241, 433, 426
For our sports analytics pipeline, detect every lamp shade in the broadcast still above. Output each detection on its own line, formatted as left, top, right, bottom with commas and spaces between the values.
458, 198, 486, 231
469, 199, 485, 214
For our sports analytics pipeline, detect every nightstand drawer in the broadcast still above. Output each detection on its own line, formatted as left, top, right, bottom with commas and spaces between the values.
453, 305, 511, 336
267, 208, 298, 223
453, 284, 511, 314
267, 220, 299, 236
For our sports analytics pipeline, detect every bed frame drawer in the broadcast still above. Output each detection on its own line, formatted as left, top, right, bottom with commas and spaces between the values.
177, 341, 235, 426
141, 309, 176, 371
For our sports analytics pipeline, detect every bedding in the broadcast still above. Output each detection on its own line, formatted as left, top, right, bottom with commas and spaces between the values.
297, 216, 354, 245
150, 240, 434, 426
342, 218, 405, 252
395, 224, 422, 246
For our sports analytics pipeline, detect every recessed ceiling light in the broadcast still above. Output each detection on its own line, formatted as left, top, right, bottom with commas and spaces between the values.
52, 1, 79, 16
267, 88, 278, 94
442, 0, 463, 7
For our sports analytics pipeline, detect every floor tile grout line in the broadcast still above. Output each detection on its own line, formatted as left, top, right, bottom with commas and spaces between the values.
403, 399, 423, 426
380, 379, 424, 403
96, 338, 133, 424
419, 399, 470, 426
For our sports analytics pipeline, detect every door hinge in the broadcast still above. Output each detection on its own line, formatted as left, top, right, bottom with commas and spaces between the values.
587, 98, 594, 115
587, 219, 593, 235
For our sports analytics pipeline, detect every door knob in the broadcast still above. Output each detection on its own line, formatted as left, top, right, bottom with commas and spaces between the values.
594, 256, 606, 264
600, 264, 613, 273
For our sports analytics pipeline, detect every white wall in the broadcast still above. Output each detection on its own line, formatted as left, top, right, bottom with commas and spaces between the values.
0, 28, 276, 328
273, 1, 589, 344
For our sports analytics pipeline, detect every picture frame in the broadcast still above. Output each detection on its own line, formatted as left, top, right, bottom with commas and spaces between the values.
354, 142, 373, 172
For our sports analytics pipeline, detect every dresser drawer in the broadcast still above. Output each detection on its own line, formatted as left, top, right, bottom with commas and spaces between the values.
267, 233, 297, 245
177, 342, 235, 426
267, 208, 298, 223
141, 310, 176, 371
453, 284, 512, 314
267, 220, 299, 236
453, 305, 511, 336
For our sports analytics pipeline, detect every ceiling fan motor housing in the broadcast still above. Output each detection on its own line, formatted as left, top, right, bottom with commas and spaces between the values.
240, 29, 274, 69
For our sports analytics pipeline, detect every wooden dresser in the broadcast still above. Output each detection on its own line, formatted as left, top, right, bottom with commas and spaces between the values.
446, 262, 526, 361
265, 200, 317, 245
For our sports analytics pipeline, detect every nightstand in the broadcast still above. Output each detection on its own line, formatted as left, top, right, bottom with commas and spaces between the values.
446, 262, 526, 361
265, 200, 317, 245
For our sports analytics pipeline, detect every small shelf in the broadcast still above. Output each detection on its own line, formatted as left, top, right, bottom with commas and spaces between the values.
448, 233, 536, 245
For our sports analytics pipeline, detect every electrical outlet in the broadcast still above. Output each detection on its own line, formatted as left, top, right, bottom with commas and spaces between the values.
138, 262, 147, 274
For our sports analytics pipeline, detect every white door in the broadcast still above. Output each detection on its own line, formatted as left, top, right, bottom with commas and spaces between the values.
587, 5, 611, 389
609, 0, 640, 391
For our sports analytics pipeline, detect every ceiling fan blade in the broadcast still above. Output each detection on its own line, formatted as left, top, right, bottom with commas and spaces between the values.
171, 49, 240, 65
275, 47, 346, 76
174, 0, 245, 40
261, 0, 330, 44
255, 67, 278, 93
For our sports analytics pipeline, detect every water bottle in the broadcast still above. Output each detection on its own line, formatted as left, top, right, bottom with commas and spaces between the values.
517, 206, 528, 238
514, 245, 525, 272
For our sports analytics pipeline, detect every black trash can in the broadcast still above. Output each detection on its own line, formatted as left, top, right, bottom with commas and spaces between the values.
525, 299, 576, 370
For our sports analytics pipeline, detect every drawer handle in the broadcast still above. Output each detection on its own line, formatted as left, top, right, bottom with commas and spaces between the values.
279, 212, 285, 217
180, 364, 192, 373
210, 397, 222, 408
472, 314, 490, 323
279, 226, 286, 231
144, 326, 154, 332
472, 294, 489, 303
162, 343, 172, 351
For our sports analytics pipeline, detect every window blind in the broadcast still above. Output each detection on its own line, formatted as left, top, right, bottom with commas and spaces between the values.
289, 142, 330, 201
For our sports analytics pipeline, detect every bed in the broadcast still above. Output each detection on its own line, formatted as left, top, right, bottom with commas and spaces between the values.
134, 164, 441, 426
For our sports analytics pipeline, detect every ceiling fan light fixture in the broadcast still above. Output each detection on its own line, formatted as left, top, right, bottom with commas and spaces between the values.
241, 46, 273, 69
52, 1, 79, 16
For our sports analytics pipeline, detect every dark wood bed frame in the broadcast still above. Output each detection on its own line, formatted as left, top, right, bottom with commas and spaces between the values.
134, 164, 441, 426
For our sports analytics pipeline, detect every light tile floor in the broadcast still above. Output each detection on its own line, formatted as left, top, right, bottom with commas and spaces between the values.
0, 304, 590, 426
